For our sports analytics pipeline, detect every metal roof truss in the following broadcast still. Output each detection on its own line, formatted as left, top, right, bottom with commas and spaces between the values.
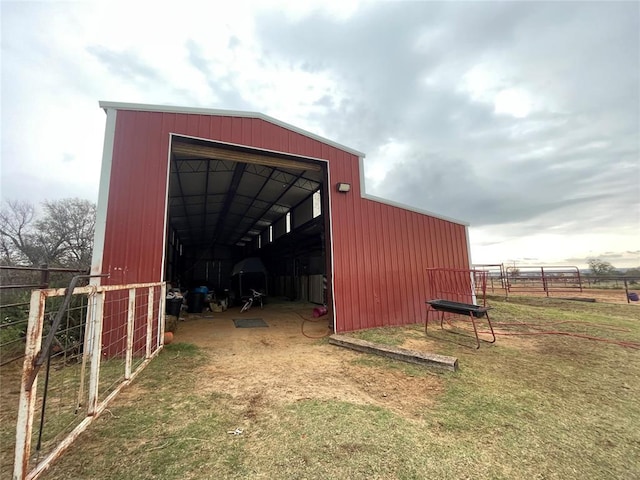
168, 137, 324, 249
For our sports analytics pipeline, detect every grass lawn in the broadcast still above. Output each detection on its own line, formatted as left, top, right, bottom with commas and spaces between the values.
38, 296, 640, 479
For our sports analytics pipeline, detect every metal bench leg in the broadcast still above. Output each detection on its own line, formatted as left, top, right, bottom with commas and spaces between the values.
425, 308, 447, 335
425, 308, 432, 335
469, 313, 481, 349
485, 311, 496, 344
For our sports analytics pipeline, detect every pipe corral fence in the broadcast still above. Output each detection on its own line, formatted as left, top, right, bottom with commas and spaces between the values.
471, 264, 507, 292
1, 266, 166, 480
506, 265, 583, 296
472, 264, 640, 303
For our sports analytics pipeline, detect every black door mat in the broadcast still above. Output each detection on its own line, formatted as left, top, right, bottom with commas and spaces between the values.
233, 318, 268, 328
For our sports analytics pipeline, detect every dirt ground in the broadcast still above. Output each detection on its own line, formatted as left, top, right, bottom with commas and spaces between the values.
171, 300, 441, 421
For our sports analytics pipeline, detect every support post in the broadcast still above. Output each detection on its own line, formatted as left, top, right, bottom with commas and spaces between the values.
87, 292, 104, 416
625, 279, 630, 304
13, 290, 45, 480
125, 288, 135, 380
146, 287, 154, 358
159, 283, 167, 347
39, 264, 49, 289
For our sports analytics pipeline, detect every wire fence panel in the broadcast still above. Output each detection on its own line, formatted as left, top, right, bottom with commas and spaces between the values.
1, 266, 87, 479
9, 282, 165, 480
27, 293, 91, 472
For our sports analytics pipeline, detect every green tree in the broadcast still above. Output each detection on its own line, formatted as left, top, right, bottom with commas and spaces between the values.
624, 267, 640, 285
624, 267, 640, 277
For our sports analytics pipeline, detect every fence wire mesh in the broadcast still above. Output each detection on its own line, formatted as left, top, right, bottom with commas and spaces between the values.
28, 293, 91, 469
1, 266, 86, 479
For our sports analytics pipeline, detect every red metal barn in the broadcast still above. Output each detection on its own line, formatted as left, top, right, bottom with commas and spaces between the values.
91, 102, 471, 342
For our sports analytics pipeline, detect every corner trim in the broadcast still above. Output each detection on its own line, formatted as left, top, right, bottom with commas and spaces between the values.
90, 108, 118, 285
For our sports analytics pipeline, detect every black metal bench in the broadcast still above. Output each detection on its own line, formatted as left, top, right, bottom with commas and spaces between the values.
426, 299, 496, 349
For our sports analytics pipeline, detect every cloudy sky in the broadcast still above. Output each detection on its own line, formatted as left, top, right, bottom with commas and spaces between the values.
1, 1, 639, 268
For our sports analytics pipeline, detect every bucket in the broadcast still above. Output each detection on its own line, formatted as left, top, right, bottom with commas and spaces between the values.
312, 306, 328, 318
628, 292, 639, 302
166, 298, 182, 318
188, 292, 205, 313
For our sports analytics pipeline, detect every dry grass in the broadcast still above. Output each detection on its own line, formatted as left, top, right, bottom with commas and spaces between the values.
25, 297, 640, 479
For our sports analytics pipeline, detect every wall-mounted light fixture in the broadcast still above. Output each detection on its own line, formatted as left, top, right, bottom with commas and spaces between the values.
336, 182, 351, 193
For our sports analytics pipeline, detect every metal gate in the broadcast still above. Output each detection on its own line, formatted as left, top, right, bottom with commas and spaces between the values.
11, 281, 166, 480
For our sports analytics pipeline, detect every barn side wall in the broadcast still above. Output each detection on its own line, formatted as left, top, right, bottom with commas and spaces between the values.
329, 155, 470, 331
99, 109, 469, 334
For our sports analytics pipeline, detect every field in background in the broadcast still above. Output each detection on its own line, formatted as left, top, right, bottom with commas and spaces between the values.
33, 296, 640, 480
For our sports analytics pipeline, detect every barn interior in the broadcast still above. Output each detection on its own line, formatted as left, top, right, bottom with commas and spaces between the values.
164, 135, 331, 308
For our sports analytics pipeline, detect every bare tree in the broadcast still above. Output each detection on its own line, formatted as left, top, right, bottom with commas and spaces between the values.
588, 258, 616, 277
587, 258, 616, 284
0, 198, 96, 268
0, 200, 39, 264
36, 198, 96, 268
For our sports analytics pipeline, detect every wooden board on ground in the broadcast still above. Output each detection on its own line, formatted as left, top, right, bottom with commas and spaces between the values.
329, 334, 458, 371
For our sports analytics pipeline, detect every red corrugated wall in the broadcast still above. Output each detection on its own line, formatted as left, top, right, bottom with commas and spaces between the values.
328, 155, 470, 331
101, 109, 470, 334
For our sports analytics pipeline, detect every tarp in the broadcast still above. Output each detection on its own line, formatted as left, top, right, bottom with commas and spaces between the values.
231, 257, 267, 276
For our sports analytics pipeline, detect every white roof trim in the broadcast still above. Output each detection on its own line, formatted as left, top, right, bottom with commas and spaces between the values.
90, 108, 118, 283
99, 100, 366, 157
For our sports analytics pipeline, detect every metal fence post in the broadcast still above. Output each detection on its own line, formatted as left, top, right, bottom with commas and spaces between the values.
541, 267, 549, 297
159, 283, 166, 347
13, 290, 46, 480
39, 264, 49, 289
87, 292, 104, 416
146, 287, 154, 358
76, 290, 95, 416
625, 279, 630, 304
125, 288, 135, 380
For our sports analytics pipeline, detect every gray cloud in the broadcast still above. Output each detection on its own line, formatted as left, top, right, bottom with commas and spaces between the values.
185, 39, 210, 76
184, 38, 254, 111
564, 251, 640, 268
254, 2, 640, 239
87, 46, 162, 83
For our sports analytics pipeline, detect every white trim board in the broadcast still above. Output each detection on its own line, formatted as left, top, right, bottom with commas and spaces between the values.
160, 134, 173, 283
90, 108, 118, 285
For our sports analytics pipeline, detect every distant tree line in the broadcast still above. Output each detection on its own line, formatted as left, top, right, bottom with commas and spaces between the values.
587, 258, 640, 285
